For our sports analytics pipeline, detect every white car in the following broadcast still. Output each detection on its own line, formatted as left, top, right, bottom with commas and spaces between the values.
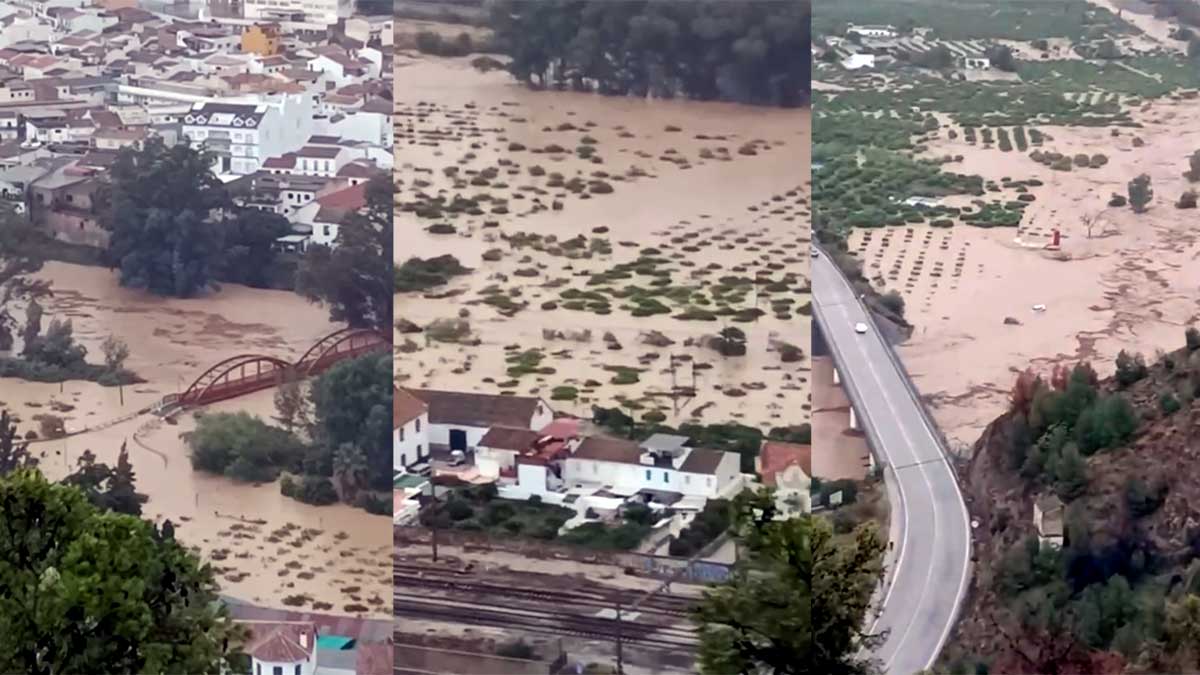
854, 322, 869, 334
810, 247, 820, 258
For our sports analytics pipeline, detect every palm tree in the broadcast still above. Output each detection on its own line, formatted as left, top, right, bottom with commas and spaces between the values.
332, 443, 367, 502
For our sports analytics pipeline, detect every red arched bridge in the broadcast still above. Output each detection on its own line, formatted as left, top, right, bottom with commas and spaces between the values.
157, 327, 388, 411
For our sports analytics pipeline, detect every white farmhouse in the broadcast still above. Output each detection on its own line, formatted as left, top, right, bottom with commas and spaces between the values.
393, 386, 429, 471
475, 426, 543, 479
563, 433, 741, 500
406, 389, 554, 454
242, 621, 318, 675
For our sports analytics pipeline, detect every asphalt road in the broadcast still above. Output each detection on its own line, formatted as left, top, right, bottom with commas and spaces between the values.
812, 251, 972, 675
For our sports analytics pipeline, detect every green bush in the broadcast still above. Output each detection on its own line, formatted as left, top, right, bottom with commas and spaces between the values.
1114, 350, 1148, 388
188, 412, 304, 481
496, 640, 536, 660
1160, 391, 1182, 415
355, 492, 391, 515
287, 475, 338, 506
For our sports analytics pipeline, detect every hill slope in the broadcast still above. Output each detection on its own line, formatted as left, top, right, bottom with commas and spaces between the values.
943, 335, 1200, 674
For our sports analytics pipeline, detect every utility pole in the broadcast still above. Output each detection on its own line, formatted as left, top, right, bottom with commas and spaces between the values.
430, 486, 439, 563
615, 598, 624, 675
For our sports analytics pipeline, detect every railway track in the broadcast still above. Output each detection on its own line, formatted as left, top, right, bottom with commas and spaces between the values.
392, 571, 697, 618
393, 592, 698, 651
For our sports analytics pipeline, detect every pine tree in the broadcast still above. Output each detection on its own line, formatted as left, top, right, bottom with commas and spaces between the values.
106, 442, 147, 516
1056, 443, 1088, 500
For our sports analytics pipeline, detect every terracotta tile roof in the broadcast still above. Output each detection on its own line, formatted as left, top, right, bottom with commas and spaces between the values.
573, 436, 642, 465
394, 387, 427, 429
759, 441, 811, 485
337, 161, 374, 178
315, 182, 366, 210
479, 426, 540, 451
262, 153, 296, 169
242, 621, 315, 663
297, 145, 341, 159
408, 389, 548, 429
678, 448, 726, 475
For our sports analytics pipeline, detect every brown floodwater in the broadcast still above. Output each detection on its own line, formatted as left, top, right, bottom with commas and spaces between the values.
396, 55, 812, 430
2, 262, 391, 617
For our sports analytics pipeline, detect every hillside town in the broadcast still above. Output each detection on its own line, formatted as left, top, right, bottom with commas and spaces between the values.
0, 1, 393, 672
0, 0, 392, 250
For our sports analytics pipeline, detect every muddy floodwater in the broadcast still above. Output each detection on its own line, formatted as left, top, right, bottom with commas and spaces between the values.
846, 93, 1200, 449
397, 54, 812, 431
2, 262, 391, 617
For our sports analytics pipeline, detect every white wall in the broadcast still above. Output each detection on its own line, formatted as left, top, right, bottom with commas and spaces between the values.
564, 451, 740, 498
428, 423, 489, 450
476, 446, 517, 479
183, 95, 314, 176
517, 463, 548, 495
251, 657, 314, 675
318, 111, 392, 148
530, 401, 554, 431
393, 411, 429, 469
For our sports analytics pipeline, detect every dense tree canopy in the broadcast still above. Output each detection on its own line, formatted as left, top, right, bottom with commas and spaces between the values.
100, 140, 292, 297
0, 469, 243, 674
309, 352, 392, 492
487, 0, 811, 107
100, 138, 230, 297
693, 490, 884, 674
0, 202, 48, 351
296, 175, 392, 333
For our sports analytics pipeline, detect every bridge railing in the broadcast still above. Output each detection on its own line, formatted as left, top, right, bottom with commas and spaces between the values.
813, 244, 957, 471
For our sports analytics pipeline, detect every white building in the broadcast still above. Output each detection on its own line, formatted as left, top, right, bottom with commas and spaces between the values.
404, 389, 555, 454
1034, 493, 1065, 549
841, 53, 876, 70
182, 98, 313, 177
847, 24, 897, 39
562, 434, 742, 500
242, 621, 318, 675
243, 0, 352, 26
476, 426, 542, 479
962, 56, 991, 70
292, 145, 348, 177
393, 387, 429, 470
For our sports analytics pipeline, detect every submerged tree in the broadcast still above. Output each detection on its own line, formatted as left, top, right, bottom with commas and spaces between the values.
296, 174, 392, 333
100, 138, 230, 297
1128, 173, 1154, 213
0, 410, 36, 474
0, 203, 49, 352
61, 443, 148, 517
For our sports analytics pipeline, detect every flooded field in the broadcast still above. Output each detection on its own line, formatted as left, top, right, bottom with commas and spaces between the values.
396, 53, 812, 430
850, 93, 1200, 447
3, 262, 391, 616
